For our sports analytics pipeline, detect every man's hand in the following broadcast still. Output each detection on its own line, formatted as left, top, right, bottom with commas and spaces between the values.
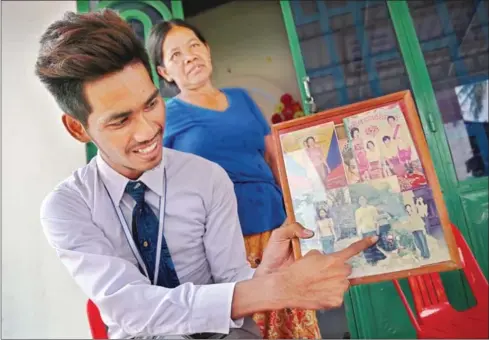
254, 222, 314, 277
231, 236, 377, 319
273, 236, 378, 310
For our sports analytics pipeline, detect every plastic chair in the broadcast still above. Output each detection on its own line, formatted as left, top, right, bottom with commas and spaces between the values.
86, 299, 108, 339
393, 224, 488, 339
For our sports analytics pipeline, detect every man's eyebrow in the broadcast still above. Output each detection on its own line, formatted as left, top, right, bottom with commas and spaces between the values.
144, 89, 160, 106
103, 90, 160, 124
104, 111, 132, 124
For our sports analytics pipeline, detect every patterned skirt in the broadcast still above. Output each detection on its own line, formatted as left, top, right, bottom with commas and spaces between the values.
244, 231, 322, 339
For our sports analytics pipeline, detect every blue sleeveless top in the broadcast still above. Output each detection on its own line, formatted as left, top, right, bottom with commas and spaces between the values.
163, 88, 286, 236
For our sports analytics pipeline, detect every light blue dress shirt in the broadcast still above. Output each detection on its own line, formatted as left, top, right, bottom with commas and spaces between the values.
40, 148, 255, 339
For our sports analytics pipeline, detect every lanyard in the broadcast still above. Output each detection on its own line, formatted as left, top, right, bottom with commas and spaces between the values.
102, 167, 168, 285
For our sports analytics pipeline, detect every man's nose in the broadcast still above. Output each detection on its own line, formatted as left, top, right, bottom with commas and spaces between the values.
133, 113, 157, 142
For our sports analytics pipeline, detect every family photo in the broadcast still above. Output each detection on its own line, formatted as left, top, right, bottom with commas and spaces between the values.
278, 101, 455, 280
343, 104, 428, 191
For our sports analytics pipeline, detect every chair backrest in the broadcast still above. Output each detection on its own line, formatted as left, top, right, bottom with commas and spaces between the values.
450, 223, 488, 304
86, 299, 108, 339
407, 273, 449, 314
393, 223, 488, 328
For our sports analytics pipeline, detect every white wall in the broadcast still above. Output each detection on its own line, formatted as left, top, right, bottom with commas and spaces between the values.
187, 1, 301, 121
2, 1, 90, 338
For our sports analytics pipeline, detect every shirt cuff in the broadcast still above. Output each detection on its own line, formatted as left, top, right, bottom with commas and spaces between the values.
191, 282, 243, 334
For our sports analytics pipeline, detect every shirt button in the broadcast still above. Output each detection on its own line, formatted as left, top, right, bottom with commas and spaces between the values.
143, 241, 149, 248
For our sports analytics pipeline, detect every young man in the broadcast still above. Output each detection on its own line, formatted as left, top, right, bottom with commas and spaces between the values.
36, 9, 376, 339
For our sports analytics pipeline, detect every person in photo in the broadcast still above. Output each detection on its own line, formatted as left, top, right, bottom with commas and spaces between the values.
316, 207, 336, 255
404, 204, 431, 259
366, 140, 383, 179
354, 196, 387, 265
376, 206, 397, 252
381, 135, 401, 176
304, 136, 331, 189
387, 115, 413, 173
350, 128, 370, 181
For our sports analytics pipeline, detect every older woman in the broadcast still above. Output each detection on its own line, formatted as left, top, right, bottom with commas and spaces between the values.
147, 20, 321, 339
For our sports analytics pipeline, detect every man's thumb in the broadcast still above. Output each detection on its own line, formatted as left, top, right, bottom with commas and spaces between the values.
273, 222, 314, 240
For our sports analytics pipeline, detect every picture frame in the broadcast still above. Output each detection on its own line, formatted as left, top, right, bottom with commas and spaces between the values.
272, 90, 462, 285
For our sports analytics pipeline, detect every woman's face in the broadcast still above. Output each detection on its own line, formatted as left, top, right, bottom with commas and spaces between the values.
367, 142, 375, 150
388, 117, 396, 128
319, 209, 327, 219
359, 196, 367, 207
158, 26, 213, 91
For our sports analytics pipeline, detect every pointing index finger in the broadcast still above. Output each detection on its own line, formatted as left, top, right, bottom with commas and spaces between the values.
335, 236, 378, 261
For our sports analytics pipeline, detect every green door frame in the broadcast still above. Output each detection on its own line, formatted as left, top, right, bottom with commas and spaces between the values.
76, 0, 183, 162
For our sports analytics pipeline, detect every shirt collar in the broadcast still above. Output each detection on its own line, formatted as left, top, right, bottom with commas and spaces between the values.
96, 152, 164, 204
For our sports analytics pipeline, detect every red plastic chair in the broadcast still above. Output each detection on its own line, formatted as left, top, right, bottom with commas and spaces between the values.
86, 299, 108, 339
393, 224, 488, 339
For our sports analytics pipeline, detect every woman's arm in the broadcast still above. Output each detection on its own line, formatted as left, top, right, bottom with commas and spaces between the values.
330, 220, 337, 240
264, 134, 281, 185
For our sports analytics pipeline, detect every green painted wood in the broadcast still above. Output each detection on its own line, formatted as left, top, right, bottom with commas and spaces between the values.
171, 1, 184, 19
119, 9, 159, 86
76, 0, 89, 13
388, 0, 485, 311
97, 0, 173, 20
279, 1, 311, 115
459, 182, 489, 280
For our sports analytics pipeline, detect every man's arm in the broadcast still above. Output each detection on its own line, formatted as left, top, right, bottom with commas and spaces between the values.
40, 187, 251, 337
202, 164, 254, 284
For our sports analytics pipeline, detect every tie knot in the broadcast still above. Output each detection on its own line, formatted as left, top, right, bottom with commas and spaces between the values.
125, 181, 147, 205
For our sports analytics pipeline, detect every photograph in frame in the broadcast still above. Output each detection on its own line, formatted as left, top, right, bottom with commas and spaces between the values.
272, 91, 461, 284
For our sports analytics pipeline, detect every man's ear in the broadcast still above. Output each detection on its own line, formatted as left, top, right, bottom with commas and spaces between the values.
157, 66, 173, 83
61, 114, 91, 143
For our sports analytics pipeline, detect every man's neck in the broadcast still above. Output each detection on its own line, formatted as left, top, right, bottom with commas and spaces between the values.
100, 153, 143, 180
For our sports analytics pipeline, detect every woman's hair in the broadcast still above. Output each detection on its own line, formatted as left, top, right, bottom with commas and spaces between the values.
304, 136, 316, 146
147, 19, 207, 86
316, 207, 329, 219
350, 127, 359, 137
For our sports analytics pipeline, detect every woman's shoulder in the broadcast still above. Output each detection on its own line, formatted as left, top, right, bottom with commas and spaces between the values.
163, 98, 193, 137
165, 97, 183, 113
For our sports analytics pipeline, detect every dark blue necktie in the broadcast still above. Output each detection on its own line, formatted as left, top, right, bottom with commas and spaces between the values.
125, 181, 180, 288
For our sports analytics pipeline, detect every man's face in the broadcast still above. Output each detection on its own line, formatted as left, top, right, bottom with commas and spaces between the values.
83, 62, 164, 179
